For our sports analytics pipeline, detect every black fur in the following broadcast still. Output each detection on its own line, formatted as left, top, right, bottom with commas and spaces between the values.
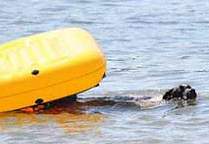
163, 85, 197, 101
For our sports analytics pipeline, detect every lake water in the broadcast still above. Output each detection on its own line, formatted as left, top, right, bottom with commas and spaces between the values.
0, 0, 209, 143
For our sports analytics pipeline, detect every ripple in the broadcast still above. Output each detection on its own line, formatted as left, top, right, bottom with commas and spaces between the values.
40, 6, 68, 12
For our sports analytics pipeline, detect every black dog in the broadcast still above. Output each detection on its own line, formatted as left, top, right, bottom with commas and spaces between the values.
163, 85, 197, 101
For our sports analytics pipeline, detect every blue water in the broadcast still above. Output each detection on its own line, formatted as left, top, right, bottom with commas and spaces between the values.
0, 0, 209, 143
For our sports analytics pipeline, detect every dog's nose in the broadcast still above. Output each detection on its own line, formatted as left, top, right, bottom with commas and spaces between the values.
187, 89, 197, 99
191, 89, 197, 97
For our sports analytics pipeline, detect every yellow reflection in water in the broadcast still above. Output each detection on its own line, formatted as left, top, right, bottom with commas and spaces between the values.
57, 113, 105, 134
0, 111, 106, 134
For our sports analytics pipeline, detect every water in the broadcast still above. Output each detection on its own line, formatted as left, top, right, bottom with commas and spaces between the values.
0, 0, 209, 143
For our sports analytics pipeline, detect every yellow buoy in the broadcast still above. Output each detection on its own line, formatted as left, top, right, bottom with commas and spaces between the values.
0, 27, 106, 112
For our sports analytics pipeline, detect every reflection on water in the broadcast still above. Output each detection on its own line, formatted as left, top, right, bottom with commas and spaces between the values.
0, 91, 165, 137
0, 111, 106, 135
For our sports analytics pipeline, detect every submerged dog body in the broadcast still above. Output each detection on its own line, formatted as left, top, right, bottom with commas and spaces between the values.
20, 85, 197, 114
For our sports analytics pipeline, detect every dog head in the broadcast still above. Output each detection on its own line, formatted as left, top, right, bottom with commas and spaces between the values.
162, 85, 197, 101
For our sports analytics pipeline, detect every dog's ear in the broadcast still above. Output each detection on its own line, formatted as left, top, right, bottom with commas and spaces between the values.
179, 85, 186, 92
186, 85, 191, 89
172, 85, 187, 99
163, 88, 173, 100
172, 88, 184, 99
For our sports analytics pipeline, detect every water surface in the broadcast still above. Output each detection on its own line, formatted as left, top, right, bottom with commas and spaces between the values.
0, 0, 209, 143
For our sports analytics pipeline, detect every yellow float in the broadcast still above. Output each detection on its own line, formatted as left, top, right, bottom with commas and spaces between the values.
0, 27, 106, 112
